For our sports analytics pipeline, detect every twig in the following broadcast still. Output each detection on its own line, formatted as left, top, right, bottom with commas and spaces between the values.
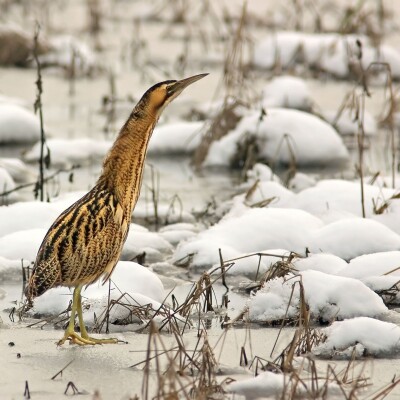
51, 359, 74, 380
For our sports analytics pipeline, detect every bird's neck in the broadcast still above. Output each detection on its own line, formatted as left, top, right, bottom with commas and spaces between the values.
97, 107, 158, 213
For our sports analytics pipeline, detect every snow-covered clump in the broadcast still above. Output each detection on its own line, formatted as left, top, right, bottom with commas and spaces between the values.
0, 104, 41, 143
314, 317, 400, 358
248, 270, 387, 323
39, 35, 97, 76
310, 218, 400, 260
227, 181, 294, 217
337, 251, 400, 303
204, 108, 349, 167
227, 370, 341, 399
292, 253, 348, 275
209, 249, 290, 279
122, 225, 174, 263
288, 172, 317, 193
339, 251, 400, 278
253, 32, 400, 80
246, 163, 282, 184
31, 261, 165, 322
0, 198, 83, 237
159, 223, 198, 246
173, 208, 323, 269
148, 121, 203, 154
281, 179, 395, 218
323, 109, 377, 137
262, 76, 313, 111
0, 228, 45, 262
24, 137, 112, 167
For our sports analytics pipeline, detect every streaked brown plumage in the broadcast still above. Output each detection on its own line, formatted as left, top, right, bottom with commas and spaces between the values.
25, 73, 208, 345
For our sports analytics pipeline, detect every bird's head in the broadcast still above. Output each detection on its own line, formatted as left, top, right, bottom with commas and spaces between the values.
142, 73, 208, 115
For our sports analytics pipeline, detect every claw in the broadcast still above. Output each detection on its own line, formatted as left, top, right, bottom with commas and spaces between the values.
57, 331, 118, 346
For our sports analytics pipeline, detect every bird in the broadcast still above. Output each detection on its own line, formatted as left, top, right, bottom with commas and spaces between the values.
25, 73, 208, 346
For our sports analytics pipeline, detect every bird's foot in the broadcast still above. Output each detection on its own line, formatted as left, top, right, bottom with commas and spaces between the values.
57, 331, 119, 346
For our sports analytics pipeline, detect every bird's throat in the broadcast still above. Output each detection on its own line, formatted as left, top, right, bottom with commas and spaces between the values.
98, 111, 157, 213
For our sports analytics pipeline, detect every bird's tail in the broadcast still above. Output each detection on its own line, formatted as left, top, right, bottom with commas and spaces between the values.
24, 260, 60, 308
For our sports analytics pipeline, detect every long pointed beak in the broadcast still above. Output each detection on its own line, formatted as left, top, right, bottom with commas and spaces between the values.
168, 73, 209, 97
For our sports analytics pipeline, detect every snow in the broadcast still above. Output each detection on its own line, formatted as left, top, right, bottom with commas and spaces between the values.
148, 121, 203, 154
0, 228, 45, 262
245, 163, 282, 184
0, 104, 41, 144
173, 208, 323, 269
292, 253, 348, 275
323, 109, 378, 137
227, 370, 341, 399
287, 172, 316, 193
339, 251, 400, 278
0, 167, 16, 197
39, 35, 97, 76
227, 371, 292, 400
280, 179, 395, 218
204, 108, 349, 167
122, 226, 173, 263
210, 249, 290, 279
262, 76, 313, 111
314, 317, 400, 357
0, 157, 34, 182
309, 218, 400, 260
248, 270, 387, 323
253, 32, 400, 79
32, 261, 165, 319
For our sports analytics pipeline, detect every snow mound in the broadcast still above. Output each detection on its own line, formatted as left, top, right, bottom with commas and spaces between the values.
253, 32, 400, 80
246, 163, 282, 184
31, 261, 165, 319
227, 370, 341, 399
212, 249, 290, 279
288, 172, 317, 193
0, 104, 41, 144
0, 228, 45, 262
39, 35, 97, 76
204, 108, 348, 167
339, 251, 400, 278
173, 208, 323, 269
310, 218, 400, 260
314, 317, 400, 358
248, 270, 387, 323
280, 179, 395, 218
323, 109, 377, 137
24, 137, 111, 167
262, 76, 313, 111
122, 226, 173, 263
148, 121, 203, 154
292, 253, 348, 275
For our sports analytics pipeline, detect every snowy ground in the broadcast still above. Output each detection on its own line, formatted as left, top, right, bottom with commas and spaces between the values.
2, 0, 400, 399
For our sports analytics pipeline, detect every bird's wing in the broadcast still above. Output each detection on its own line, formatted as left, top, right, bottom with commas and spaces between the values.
29, 187, 129, 295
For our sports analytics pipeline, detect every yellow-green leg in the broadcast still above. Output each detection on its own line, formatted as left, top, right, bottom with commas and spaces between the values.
57, 286, 118, 346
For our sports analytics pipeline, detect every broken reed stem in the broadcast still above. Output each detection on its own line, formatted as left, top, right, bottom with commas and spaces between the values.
51, 359, 74, 380
357, 92, 366, 218
33, 23, 48, 202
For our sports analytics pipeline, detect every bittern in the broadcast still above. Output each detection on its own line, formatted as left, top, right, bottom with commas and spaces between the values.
25, 73, 208, 346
